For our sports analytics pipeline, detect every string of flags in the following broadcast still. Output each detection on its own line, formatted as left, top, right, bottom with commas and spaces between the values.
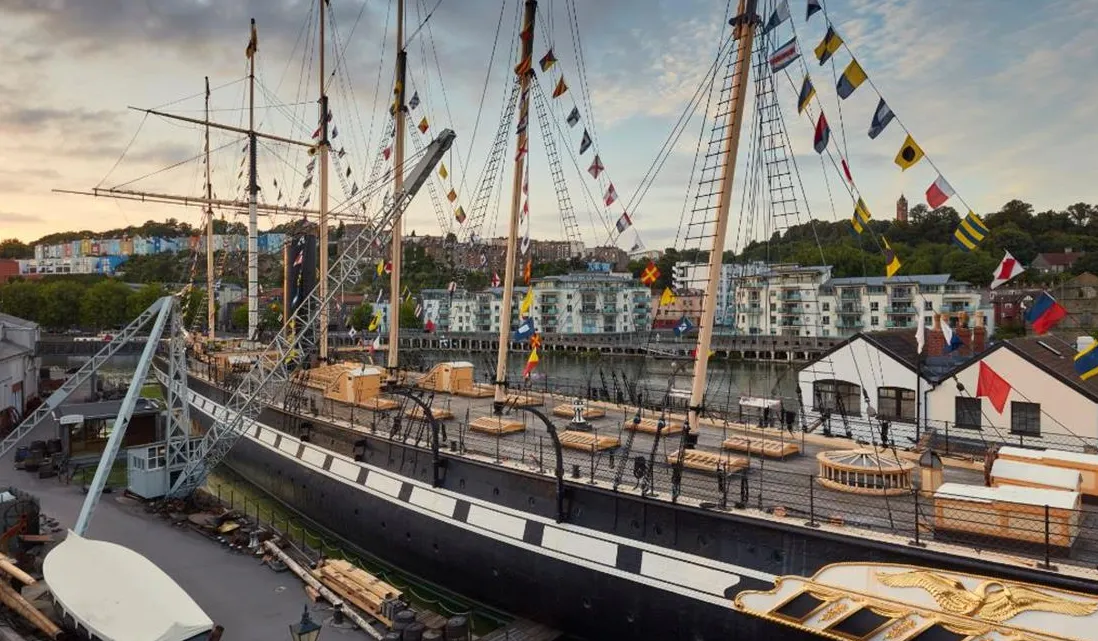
526, 40, 642, 251
767, 1, 991, 280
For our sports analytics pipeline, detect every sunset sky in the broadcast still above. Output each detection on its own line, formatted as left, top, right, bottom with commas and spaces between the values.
1, 0, 1095, 251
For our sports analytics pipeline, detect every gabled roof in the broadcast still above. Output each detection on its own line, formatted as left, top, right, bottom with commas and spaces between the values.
823, 274, 956, 287
811, 329, 975, 382
0, 313, 37, 329
938, 335, 1098, 404
1034, 251, 1084, 267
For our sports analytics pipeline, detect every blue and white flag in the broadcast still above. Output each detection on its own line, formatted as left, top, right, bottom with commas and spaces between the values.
941, 318, 963, 353
512, 317, 536, 342
762, 0, 790, 35
673, 316, 695, 337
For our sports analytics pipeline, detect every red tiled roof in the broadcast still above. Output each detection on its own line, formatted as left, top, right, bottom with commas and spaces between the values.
1036, 252, 1084, 267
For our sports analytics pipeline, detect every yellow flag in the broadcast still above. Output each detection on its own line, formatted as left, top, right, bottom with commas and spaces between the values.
245, 20, 258, 59
368, 311, 382, 331
894, 134, 924, 171
520, 287, 534, 317
438, 163, 448, 179
883, 237, 901, 278
660, 287, 676, 306
376, 260, 384, 276
418, 117, 429, 134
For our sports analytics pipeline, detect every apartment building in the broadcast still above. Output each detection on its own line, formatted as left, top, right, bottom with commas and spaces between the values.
429, 272, 651, 334
732, 264, 832, 336
820, 275, 981, 338
673, 261, 768, 327
730, 267, 982, 338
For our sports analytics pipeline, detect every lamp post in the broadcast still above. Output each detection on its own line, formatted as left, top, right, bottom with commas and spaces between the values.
289, 606, 322, 641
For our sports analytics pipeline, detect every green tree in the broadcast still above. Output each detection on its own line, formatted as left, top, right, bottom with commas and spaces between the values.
231, 305, 249, 330
127, 283, 166, 319
260, 302, 282, 331
0, 280, 43, 322
39, 280, 87, 330
80, 280, 133, 329
349, 303, 374, 331
399, 300, 422, 329
0, 239, 32, 259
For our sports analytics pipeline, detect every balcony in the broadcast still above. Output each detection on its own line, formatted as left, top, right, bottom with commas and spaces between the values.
886, 320, 914, 329
944, 303, 974, 313
889, 289, 914, 301
779, 291, 803, 301
839, 290, 861, 300
838, 305, 864, 314
886, 305, 917, 315
836, 320, 864, 329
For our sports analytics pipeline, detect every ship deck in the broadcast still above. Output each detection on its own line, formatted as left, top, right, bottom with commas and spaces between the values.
202, 362, 1098, 585
0, 419, 374, 641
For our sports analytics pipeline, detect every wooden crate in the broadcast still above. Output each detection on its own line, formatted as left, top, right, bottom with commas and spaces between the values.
721, 435, 800, 459
551, 404, 606, 420
932, 483, 1081, 548
469, 416, 525, 435
558, 430, 619, 452
404, 406, 454, 421
624, 417, 683, 436
666, 448, 747, 474
997, 447, 1098, 498
312, 559, 402, 627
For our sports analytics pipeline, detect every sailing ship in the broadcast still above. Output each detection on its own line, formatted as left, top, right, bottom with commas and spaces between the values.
60, 0, 1098, 639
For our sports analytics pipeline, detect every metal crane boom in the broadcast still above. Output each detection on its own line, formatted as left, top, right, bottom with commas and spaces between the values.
168, 129, 457, 495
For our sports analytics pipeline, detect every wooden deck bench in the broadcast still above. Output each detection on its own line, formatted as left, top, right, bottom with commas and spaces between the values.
469, 416, 525, 435
552, 404, 606, 420
721, 435, 800, 459
558, 430, 619, 452
666, 448, 747, 474
404, 406, 454, 421
624, 417, 683, 436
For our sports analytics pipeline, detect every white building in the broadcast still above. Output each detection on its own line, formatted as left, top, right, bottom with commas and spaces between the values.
733, 264, 832, 337
433, 272, 652, 335
819, 275, 982, 339
0, 313, 40, 417
797, 331, 934, 423
923, 336, 1098, 449
673, 261, 768, 327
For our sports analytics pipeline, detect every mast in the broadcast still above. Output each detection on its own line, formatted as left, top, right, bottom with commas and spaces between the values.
494, 0, 537, 405
247, 18, 259, 342
686, 0, 758, 430
317, 0, 331, 361
388, 0, 406, 373
204, 76, 216, 339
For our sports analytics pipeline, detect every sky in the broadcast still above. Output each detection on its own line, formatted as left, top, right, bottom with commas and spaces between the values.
0, 0, 1095, 253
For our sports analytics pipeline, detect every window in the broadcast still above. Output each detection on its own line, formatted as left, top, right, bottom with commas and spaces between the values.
822, 302, 830, 311
813, 379, 861, 415
955, 397, 982, 430
870, 302, 879, 311
924, 315, 933, 327
1011, 401, 1041, 436
878, 387, 916, 422
924, 301, 933, 311
871, 316, 879, 326
822, 316, 830, 325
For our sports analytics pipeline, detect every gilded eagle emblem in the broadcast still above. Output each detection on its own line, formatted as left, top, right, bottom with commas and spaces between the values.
877, 570, 1098, 623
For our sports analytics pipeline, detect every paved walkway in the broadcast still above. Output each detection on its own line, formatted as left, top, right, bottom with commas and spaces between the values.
0, 421, 371, 641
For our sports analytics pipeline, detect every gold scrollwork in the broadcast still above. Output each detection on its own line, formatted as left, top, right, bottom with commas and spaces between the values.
819, 602, 849, 623
885, 618, 917, 640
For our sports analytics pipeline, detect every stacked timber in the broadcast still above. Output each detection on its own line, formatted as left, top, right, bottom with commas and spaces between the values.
0, 554, 61, 638
312, 559, 404, 628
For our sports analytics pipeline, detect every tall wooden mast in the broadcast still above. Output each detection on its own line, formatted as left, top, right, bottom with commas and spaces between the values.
494, 0, 537, 405
204, 76, 216, 339
317, 0, 331, 360
387, 0, 407, 373
687, 0, 758, 430
246, 19, 260, 342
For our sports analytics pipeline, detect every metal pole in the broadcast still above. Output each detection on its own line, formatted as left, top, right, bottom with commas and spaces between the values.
318, 0, 330, 360
204, 76, 216, 339
494, 0, 538, 407
247, 19, 259, 342
686, 1, 758, 432
388, 0, 407, 374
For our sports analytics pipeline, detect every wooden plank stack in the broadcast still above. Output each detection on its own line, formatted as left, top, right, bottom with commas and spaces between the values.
311, 558, 403, 628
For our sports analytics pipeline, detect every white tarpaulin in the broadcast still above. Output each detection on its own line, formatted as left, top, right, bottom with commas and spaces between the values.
738, 396, 781, 410
44, 531, 213, 641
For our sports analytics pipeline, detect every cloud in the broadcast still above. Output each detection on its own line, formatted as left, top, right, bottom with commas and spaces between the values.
0, 210, 40, 223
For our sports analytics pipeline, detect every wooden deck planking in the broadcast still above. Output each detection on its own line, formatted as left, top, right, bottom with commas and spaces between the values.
469, 415, 525, 435
624, 417, 683, 435
558, 430, 620, 452
721, 435, 800, 459
551, 404, 606, 420
667, 448, 748, 474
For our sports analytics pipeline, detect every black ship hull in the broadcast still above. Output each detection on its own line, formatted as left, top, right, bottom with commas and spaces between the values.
181, 374, 1096, 641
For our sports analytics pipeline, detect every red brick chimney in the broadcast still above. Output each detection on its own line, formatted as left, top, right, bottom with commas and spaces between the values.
926, 311, 986, 357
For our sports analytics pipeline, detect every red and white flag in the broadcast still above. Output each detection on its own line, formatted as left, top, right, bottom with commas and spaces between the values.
491, 272, 501, 287
588, 155, 604, 179
991, 250, 1024, 289
925, 175, 955, 209
604, 183, 618, 206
